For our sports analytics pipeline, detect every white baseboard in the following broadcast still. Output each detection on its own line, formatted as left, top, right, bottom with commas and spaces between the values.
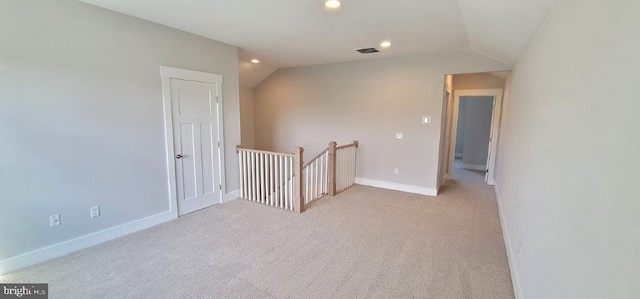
0, 191, 241, 275
0, 211, 176, 276
494, 184, 523, 299
223, 190, 240, 203
461, 163, 486, 171
355, 178, 438, 196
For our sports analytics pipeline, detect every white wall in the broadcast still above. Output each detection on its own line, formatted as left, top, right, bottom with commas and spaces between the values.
494, 0, 640, 297
0, 0, 240, 272
254, 52, 508, 193
453, 72, 505, 90
239, 87, 256, 148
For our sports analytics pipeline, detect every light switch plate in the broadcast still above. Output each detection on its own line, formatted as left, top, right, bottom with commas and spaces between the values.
422, 116, 431, 125
50, 214, 60, 227
90, 206, 100, 218
396, 132, 403, 139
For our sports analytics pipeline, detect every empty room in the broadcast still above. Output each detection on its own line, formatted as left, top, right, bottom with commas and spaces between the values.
1, 0, 638, 298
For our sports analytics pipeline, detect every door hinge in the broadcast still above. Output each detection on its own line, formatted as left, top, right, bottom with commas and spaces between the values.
219, 184, 222, 190
216, 96, 219, 104
217, 141, 220, 148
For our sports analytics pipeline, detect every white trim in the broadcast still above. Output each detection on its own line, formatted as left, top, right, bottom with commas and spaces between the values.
355, 178, 438, 196
216, 81, 228, 206
447, 93, 461, 183
486, 92, 503, 186
160, 66, 223, 84
437, 88, 453, 189
461, 163, 486, 171
223, 190, 240, 203
160, 70, 179, 219
160, 66, 226, 216
0, 211, 175, 275
494, 184, 523, 299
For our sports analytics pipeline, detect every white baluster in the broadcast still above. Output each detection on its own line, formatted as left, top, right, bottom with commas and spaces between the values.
284, 156, 289, 209
290, 157, 294, 210
313, 161, 317, 199
274, 155, 281, 207
243, 151, 247, 198
303, 163, 313, 202
269, 154, 273, 204
250, 152, 255, 201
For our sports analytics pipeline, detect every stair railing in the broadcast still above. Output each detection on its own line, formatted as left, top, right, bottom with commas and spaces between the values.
237, 140, 358, 213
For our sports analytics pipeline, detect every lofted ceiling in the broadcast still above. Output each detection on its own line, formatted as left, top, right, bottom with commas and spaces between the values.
81, 0, 555, 87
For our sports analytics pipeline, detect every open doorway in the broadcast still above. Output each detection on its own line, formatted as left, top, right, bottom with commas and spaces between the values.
451, 93, 501, 183
438, 72, 508, 188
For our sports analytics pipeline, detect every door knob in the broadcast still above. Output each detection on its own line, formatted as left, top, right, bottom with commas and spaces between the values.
176, 154, 185, 159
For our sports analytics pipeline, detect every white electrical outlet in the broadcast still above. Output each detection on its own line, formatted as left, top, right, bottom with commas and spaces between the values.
395, 132, 403, 139
90, 206, 100, 218
394, 168, 399, 175
50, 214, 61, 227
422, 116, 431, 125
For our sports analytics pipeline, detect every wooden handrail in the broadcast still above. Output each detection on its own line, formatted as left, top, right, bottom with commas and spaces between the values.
303, 147, 329, 168
236, 146, 294, 157
336, 140, 359, 150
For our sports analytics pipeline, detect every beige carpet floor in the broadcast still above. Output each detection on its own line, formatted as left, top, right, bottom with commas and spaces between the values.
1, 163, 513, 298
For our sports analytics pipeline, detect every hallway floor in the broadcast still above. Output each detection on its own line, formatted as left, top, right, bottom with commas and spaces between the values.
452, 157, 488, 183
2, 167, 513, 298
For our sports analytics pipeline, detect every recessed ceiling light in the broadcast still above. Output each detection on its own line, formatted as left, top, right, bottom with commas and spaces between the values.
324, 0, 341, 9
251, 59, 260, 64
380, 41, 391, 48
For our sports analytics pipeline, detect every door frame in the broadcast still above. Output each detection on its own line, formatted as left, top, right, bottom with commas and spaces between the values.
160, 66, 227, 217
437, 80, 454, 189
448, 89, 503, 185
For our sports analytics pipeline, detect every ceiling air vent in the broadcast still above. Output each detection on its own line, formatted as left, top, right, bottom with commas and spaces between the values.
356, 48, 379, 54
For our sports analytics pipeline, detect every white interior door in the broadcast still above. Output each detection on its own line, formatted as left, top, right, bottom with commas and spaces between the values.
170, 78, 222, 215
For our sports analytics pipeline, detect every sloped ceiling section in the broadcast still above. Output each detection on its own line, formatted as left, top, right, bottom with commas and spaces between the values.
459, 0, 556, 65
239, 49, 277, 88
80, 0, 555, 87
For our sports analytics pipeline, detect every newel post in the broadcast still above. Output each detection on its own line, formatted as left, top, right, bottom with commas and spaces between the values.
327, 141, 337, 196
293, 147, 305, 213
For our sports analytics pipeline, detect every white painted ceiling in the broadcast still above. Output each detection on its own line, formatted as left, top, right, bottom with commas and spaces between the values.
81, 0, 555, 87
